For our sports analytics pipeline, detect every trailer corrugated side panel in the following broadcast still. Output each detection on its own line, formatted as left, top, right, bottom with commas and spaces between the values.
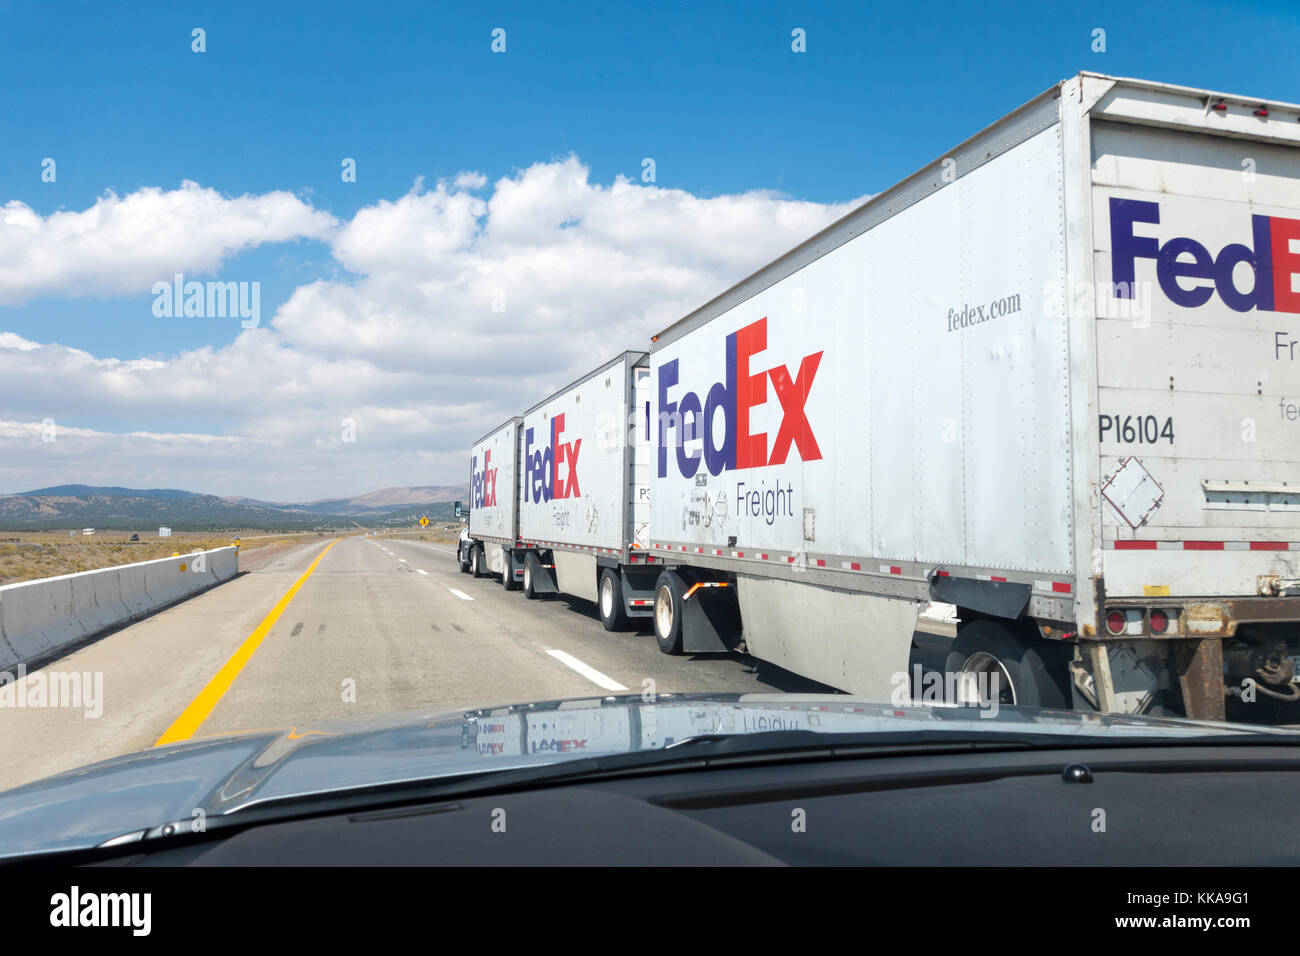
518, 352, 648, 554
649, 115, 1073, 582
468, 418, 521, 545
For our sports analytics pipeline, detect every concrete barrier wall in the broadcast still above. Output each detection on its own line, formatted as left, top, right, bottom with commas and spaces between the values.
0, 547, 238, 672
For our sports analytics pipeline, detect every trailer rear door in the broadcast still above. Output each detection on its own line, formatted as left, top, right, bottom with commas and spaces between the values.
1090, 98, 1300, 598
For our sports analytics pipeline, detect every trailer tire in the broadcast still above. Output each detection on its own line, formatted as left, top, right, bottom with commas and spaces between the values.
944, 619, 1070, 709
523, 559, 538, 599
599, 569, 631, 632
470, 545, 484, 579
502, 551, 518, 591
653, 571, 686, 655
458, 548, 470, 574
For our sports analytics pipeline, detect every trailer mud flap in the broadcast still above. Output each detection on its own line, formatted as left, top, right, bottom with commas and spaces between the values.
929, 575, 1031, 620
524, 552, 559, 594
682, 586, 739, 653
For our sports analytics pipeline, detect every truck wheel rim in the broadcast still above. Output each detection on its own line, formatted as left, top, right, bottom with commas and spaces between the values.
524, 565, 531, 591
957, 652, 1016, 706
601, 578, 614, 617
655, 587, 673, 638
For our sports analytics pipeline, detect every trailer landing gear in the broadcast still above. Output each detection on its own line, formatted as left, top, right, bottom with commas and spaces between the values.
1173, 638, 1226, 722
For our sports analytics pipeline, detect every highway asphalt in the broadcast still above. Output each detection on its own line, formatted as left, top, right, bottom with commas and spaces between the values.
0, 535, 953, 791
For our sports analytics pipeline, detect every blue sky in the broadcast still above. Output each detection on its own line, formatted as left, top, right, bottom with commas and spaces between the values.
0, 0, 1298, 496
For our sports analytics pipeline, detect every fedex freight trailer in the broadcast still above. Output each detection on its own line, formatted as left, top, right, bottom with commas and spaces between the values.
463, 417, 522, 579
645, 72, 1300, 721
511, 351, 662, 629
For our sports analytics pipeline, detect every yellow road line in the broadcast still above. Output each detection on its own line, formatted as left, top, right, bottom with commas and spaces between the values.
154, 539, 339, 747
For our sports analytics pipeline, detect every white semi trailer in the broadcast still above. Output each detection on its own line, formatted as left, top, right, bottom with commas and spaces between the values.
467, 72, 1300, 722
509, 352, 662, 629
461, 353, 661, 627
462, 417, 522, 579
644, 72, 1300, 722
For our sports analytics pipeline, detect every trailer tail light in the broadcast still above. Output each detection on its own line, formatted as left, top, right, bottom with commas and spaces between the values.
1105, 608, 1145, 635
1254, 107, 1269, 118
1149, 609, 1169, 634
1211, 102, 1227, 112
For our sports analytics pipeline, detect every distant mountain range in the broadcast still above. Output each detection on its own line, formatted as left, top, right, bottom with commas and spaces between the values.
0, 484, 469, 531
21, 485, 203, 500
241, 484, 467, 516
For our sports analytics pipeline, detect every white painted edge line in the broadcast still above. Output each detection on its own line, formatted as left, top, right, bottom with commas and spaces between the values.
449, 588, 474, 601
417, 569, 428, 575
545, 649, 628, 692
398, 558, 407, 563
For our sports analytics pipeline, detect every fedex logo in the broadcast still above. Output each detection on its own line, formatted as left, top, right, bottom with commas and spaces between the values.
657, 316, 823, 479
1111, 197, 1300, 314
471, 450, 497, 509
525, 413, 582, 503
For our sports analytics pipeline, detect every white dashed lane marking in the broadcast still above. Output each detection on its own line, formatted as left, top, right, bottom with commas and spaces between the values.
545, 649, 628, 692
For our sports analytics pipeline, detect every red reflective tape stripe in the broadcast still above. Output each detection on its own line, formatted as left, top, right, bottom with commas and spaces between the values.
1184, 541, 1224, 550
890, 566, 901, 575
1052, 582, 1071, 594
937, 570, 949, 576
850, 562, 861, 571
990, 576, 1007, 582
1250, 541, 1288, 551
816, 559, 826, 567
1114, 540, 1157, 550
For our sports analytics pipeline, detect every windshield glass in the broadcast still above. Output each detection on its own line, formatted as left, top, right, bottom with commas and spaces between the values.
2, 2, 1299, 868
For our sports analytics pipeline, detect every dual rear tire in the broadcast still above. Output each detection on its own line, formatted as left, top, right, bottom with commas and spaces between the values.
598, 569, 631, 632
653, 571, 686, 655
944, 619, 1071, 708
522, 559, 538, 599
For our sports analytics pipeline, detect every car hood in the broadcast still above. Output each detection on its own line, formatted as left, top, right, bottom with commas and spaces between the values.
0, 693, 1290, 857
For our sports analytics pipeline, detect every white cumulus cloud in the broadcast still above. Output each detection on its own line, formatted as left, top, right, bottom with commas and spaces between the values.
1, 159, 867, 497
0, 181, 337, 305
